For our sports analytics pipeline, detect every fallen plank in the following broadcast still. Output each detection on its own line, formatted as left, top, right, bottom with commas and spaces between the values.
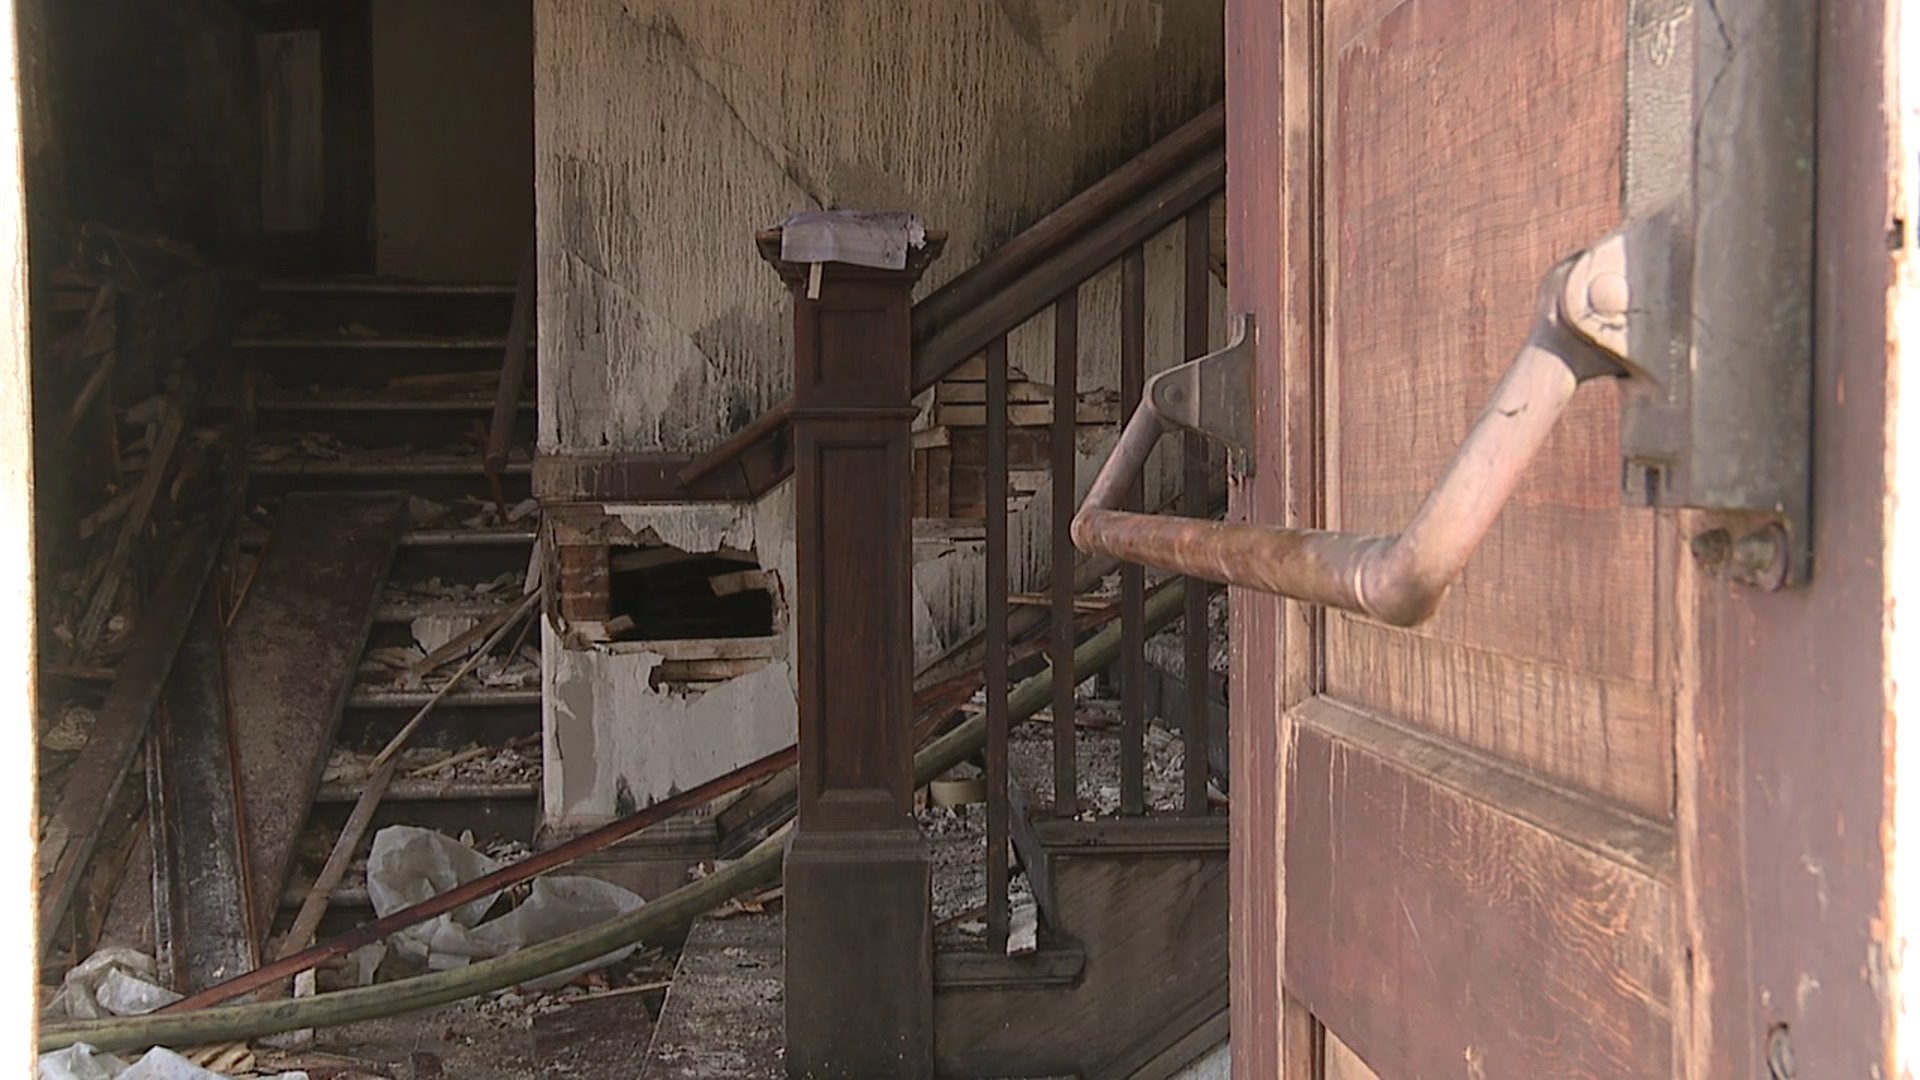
640, 915, 782, 1080
652, 658, 771, 682
163, 743, 800, 1012
52, 585, 1196, 1047
277, 591, 544, 966
37, 483, 242, 954
706, 569, 771, 597
227, 492, 408, 944
70, 381, 195, 660
150, 582, 259, 993
599, 636, 780, 661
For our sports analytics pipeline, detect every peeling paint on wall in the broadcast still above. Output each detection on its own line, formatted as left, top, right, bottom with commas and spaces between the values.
535, 0, 1223, 454
545, 617, 798, 825
543, 485, 800, 822
534, 0, 1223, 828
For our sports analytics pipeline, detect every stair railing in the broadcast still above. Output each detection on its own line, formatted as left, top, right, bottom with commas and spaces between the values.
692, 101, 1231, 956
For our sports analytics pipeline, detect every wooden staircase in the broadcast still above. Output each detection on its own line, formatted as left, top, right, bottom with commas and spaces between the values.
934, 810, 1228, 1080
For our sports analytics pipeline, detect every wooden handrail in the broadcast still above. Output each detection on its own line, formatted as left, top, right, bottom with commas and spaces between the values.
675, 397, 793, 488
484, 228, 538, 513
671, 101, 1227, 496
909, 101, 1225, 345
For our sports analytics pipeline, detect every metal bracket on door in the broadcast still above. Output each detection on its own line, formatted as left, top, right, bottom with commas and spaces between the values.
1147, 314, 1256, 471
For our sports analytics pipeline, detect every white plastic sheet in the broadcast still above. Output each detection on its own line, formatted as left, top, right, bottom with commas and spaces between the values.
43, 949, 181, 1023
37, 1044, 309, 1080
365, 825, 646, 991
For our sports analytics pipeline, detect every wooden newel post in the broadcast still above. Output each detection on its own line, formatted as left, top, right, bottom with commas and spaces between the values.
759, 223, 944, 1079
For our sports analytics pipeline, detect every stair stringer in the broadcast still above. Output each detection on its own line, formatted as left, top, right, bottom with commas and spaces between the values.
933, 817, 1229, 1079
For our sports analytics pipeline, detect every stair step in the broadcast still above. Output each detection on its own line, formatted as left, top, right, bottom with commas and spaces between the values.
307, 777, 537, 845
313, 778, 538, 802
339, 692, 540, 754
241, 400, 533, 452
374, 598, 522, 623
346, 687, 541, 710
236, 335, 511, 350
247, 459, 531, 503
937, 812, 1228, 1080
248, 396, 532, 413
933, 946, 1085, 990
257, 278, 515, 297
235, 340, 521, 389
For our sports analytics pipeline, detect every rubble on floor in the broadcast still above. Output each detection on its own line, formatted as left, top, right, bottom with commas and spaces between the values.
1009, 710, 1207, 818
322, 739, 541, 788
1143, 587, 1231, 681
923, 802, 1042, 952
639, 914, 783, 1080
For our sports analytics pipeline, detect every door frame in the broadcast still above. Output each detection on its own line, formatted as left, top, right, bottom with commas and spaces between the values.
1224, 0, 1902, 1075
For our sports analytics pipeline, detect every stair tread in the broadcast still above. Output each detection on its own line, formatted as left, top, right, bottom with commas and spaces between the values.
258, 278, 515, 296
250, 457, 531, 475
314, 777, 538, 802
235, 335, 511, 349
375, 599, 523, 622
241, 397, 534, 412
348, 687, 541, 707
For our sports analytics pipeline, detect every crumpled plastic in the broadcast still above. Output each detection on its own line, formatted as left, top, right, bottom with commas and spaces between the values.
778, 210, 927, 270
37, 1043, 308, 1080
365, 825, 646, 991
43, 949, 181, 1023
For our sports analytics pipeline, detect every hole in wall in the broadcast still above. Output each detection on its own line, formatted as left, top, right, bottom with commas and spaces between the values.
608, 546, 774, 641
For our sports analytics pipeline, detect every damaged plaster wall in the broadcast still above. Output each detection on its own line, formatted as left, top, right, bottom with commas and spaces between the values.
534, 0, 1224, 454
535, 0, 1223, 827
544, 488, 798, 825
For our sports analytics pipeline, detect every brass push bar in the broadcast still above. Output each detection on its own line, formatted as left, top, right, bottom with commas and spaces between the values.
1071, 228, 1635, 627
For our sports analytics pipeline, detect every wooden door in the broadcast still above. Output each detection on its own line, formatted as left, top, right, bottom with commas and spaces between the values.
1226, 0, 1897, 1076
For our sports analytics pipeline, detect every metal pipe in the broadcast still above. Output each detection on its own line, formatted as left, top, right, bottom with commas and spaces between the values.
1073, 314, 1595, 628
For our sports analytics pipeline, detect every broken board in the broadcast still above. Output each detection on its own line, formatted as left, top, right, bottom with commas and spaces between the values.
228, 492, 408, 942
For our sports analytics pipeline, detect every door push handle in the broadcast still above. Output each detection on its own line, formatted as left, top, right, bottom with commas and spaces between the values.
1071, 227, 1640, 628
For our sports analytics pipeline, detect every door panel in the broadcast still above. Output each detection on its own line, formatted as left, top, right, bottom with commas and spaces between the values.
1288, 702, 1674, 1077
1278, 0, 1681, 1074
1320, 0, 1668, 819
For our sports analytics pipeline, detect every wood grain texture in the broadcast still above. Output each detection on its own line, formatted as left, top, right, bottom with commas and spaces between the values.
1226, 0, 1309, 1071
1287, 704, 1674, 1079
1678, 3, 1894, 1075
1324, 1031, 1380, 1080
1321, 0, 1662, 816
1331, 617, 1669, 817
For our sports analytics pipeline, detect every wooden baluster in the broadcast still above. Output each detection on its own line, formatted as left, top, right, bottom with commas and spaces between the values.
1051, 290, 1080, 817
1182, 205, 1214, 816
985, 336, 1011, 950
1120, 247, 1148, 817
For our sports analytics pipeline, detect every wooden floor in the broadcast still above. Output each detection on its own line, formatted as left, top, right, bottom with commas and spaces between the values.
641, 914, 785, 1079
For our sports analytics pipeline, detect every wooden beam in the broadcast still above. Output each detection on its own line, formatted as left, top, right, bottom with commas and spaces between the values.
37, 482, 243, 954
228, 493, 407, 944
